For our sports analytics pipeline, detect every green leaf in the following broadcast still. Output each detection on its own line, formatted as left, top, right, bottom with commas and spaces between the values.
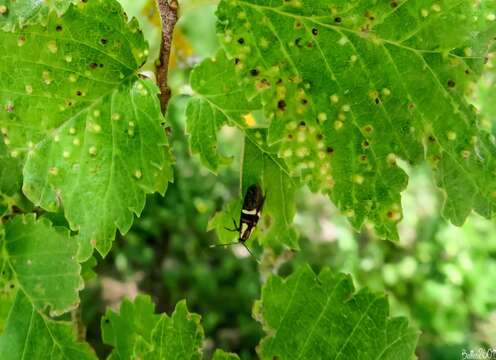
191, 0, 496, 238
212, 349, 240, 360
101, 295, 160, 360
0, 0, 173, 259
0, 0, 76, 31
141, 300, 203, 360
0, 291, 96, 360
255, 265, 419, 360
102, 296, 204, 360
186, 51, 261, 172
476, 55, 496, 132
208, 130, 298, 250
0, 138, 22, 195
242, 130, 298, 249
2, 214, 82, 316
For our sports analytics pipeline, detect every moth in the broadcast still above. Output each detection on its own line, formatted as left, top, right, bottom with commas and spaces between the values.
211, 184, 265, 260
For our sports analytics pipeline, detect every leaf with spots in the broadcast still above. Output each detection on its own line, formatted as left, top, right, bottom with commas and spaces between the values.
102, 295, 204, 360
0, 291, 96, 360
1, 214, 83, 316
0, 0, 76, 31
254, 265, 419, 359
0, 0, 173, 259
191, 0, 496, 239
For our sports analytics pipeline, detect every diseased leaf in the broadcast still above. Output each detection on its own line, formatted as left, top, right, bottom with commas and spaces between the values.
0, 0, 76, 31
0, 291, 96, 360
0, 0, 173, 259
102, 296, 204, 360
255, 265, 419, 360
190, 0, 496, 239
2, 214, 82, 316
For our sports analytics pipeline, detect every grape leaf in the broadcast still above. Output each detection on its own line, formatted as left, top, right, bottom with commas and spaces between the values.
102, 295, 204, 360
254, 265, 419, 359
0, 0, 75, 31
1, 214, 82, 316
190, 0, 496, 239
0, 291, 96, 360
0, 0, 173, 259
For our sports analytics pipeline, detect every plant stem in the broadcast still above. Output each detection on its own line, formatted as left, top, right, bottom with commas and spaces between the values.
156, 0, 179, 113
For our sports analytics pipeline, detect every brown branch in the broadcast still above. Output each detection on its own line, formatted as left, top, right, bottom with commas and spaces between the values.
156, 0, 179, 113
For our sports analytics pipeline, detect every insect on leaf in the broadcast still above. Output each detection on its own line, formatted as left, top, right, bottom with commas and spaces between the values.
190, 0, 496, 239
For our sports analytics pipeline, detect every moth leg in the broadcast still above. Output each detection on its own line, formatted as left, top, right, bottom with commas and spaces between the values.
224, 218, 240, 232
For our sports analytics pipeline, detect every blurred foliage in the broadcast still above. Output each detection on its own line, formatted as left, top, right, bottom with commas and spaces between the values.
77, 1, 496, 359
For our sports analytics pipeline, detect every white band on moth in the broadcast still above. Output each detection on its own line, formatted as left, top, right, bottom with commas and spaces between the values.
241, 209, 258, 215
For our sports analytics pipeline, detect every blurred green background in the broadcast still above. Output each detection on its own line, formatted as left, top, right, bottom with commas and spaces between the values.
79, 1, 496, 359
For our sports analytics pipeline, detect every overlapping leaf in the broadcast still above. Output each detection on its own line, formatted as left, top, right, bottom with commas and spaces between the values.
0, 291, 96, 360
0, 214, 92, 358
0, 0, 173, 259
1, 214, 83, 316
208, 129, 298, 250
255, 265, 419, 359
190, 0, 496, 239
102, 295, 204, 360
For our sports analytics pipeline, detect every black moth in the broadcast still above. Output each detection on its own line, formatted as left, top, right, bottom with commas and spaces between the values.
211, 184, 265, 260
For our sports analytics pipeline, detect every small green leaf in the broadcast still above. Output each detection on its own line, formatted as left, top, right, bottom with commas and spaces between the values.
2, 214, 82, 316
242, 130, 298, 249
255, 265, 419, 360
101, 295, 160, 360
208, 198, 242, 245
212, 349, 240, 360
0, 0, 173, 259
102, 296, 204, 360
208, 130, 298, 250
141, 300, 203, 360
0, 291, 96, 360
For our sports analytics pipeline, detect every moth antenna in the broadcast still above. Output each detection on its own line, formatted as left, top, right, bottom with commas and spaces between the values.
209, 242, 239, 248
